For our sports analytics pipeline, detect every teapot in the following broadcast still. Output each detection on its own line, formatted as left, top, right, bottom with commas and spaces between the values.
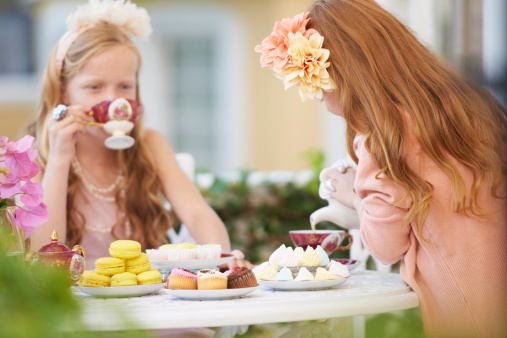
310, 158, 360, 230
310, 198, 359, 230
27, 230, 86, 283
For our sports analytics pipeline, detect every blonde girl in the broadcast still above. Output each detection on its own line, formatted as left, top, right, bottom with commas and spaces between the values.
29, 0, 251, 270
256, 0, 507, 336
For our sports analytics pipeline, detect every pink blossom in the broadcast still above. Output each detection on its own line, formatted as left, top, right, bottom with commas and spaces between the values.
1, 135, 48, 239
6, 135, 35, 155
20, 182, 43, 207
4, 148, 39, 180
255, 12, 316, 72
0, 136, 7, 155
0, 182, 21, 200
14, 202, 49, 239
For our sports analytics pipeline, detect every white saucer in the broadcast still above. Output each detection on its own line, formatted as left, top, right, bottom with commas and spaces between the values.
150, 254, 234, 270
258, 277, 348, 291
162, 286, 258, 300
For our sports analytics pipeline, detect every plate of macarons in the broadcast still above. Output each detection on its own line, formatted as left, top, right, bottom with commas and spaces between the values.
162, 267, 259, 300
76, 240, 166, 298
77, 283, 166, 298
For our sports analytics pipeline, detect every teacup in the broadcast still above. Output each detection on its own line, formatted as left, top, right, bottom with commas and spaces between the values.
289, 230, 353, 255
89, 98, 143, 150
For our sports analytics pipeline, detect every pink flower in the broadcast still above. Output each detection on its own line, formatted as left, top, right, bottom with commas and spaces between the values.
20, 182, 44, 207
255, 12, 316, 72
0, 136, 7, 155
14, 202, 49, 239
0, 182, 21, 200
1, 135, 49, 239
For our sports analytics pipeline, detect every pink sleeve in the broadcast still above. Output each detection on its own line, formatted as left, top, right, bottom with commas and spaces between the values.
355, 138, 412, 264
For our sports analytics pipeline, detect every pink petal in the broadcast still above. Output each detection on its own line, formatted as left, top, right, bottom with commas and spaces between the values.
5, 151, 33, 178
0, 182, 21, 199
20, 182, 43, 207
7, 135, 34, 154
0, 136, 7, 155
15, 203, 49, 239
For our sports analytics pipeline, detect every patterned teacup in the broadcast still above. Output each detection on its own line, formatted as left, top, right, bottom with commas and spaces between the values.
289, 230, 353, 255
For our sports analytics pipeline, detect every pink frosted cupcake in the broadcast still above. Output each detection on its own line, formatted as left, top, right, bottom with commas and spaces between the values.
167, 268, 198, 289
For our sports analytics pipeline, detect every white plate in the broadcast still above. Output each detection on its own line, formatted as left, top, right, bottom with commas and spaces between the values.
150, 254, 234, 270
329, 259, 361, 271
258, 277, 348, 291
75, 283, 166, 298
162, 286, 259, 300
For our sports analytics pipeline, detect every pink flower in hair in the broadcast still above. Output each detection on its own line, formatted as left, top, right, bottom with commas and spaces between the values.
255, 12, 317, 72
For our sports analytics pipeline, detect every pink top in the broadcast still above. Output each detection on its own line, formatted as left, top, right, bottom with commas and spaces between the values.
170, 268, 198, 280
75, 185, 129, 270
354, 130, 507, 337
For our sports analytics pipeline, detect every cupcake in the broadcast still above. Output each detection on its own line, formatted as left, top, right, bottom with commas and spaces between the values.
146, 249, 167, 260
197, 244, 222, 259
167, 268, 198, 289
226, 267, 258, 288
197, 269, 227, 290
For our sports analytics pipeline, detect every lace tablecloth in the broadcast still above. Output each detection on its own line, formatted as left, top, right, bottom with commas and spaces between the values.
73, 270, 419, 331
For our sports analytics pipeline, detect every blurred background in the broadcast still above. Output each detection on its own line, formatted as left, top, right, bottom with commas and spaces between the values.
0, 0, 506, 174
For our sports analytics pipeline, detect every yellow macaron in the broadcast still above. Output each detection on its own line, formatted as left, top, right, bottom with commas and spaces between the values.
95, 257, 126, 276
111, 272, 138, 287
137, 270, 163, 285
79, 271, 111, 287
109, 240, 142, 259
125, 253, 151, 274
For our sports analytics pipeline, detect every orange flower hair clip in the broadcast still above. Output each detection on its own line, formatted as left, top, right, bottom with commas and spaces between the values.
255, 12, 335, 102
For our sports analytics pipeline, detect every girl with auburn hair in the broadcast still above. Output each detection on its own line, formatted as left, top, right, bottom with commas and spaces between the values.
256, 0, 506, 336
28, 0, 252, 273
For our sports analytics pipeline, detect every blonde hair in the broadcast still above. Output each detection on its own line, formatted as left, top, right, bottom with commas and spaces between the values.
29, 23, 172, 249
308, 0, 507, 237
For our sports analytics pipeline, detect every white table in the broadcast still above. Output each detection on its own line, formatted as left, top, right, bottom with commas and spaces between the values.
73, 270, 419, 333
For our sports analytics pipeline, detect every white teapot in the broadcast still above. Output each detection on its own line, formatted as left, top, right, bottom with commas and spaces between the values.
310, 157, 360, 230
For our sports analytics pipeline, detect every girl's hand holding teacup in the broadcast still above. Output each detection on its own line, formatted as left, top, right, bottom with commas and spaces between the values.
48, 104, 94, 162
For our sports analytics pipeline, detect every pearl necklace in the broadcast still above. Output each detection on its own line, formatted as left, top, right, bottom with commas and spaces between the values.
71, 158, 131, 238
71, 157, 124, 202
85, 219, 132, 238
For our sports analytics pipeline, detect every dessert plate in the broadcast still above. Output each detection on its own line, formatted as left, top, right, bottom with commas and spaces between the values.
150, 253, 234, 270
258, 277, 348, 291
75, 283, 165, 298
162, 286, 259, 300
330, 258, 360, 271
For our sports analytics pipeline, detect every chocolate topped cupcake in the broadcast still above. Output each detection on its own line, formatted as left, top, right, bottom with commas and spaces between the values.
226, 267, 258, 289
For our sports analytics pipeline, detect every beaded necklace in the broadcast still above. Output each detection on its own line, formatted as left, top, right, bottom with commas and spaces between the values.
71, 157, 131, 237
71, 157, 124, 202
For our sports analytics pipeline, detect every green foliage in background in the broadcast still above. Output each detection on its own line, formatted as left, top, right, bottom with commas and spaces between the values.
200, 149, 350, 264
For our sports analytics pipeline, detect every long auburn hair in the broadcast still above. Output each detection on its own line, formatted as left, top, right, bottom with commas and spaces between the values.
28, 23, 172, 249
308, 0, 507, 237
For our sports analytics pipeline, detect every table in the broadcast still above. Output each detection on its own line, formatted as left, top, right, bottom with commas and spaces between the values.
73, 270, 419, 333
